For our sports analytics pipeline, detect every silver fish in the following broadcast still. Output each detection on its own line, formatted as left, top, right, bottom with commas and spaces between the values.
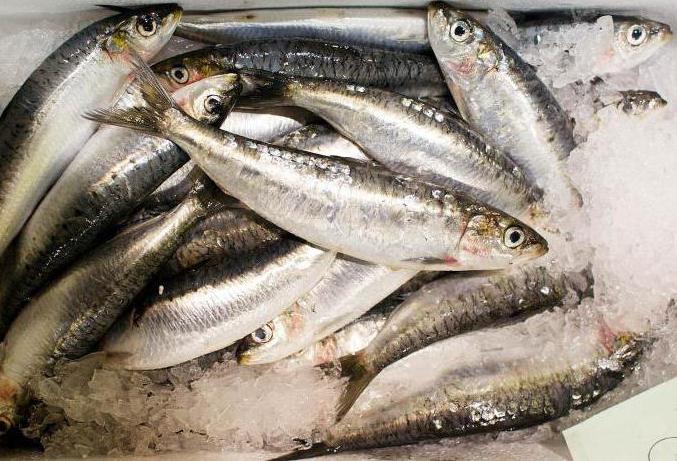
238, 258, 417, 365
86, 61, 548, 271
428, 4, 581, 207
241, 71, 543, 220
103, 240, 336, 370
335, 265, 593, 420
0, 74, 240, 335
0, 175, 223, 433
273, 124, 368, 161
0, 5, 181, 258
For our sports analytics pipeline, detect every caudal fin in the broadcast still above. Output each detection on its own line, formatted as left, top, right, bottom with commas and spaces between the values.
267, 442, 338, 461
335, 352, 374, 422
85, 52, 180, 136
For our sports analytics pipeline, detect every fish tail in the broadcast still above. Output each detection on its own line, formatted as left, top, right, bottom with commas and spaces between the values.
267, 442, 338, 460
84, 52, 181, 137
335, 352, 374, 422
239, 69, 295, 109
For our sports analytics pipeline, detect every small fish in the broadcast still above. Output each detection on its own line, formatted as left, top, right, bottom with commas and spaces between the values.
86, 59, 548, 271
0, 174, 225, 433
240, 70, 544, 220
273, 124, 368, 161
0, 5, 181, 259
238, 258, 417, 365
272, 330, 645, 459
428, 4, 581, 208
335, 265, 593, 421
0, 73, 241, 335
151, 39, 447, 97
103, 239, 336, 370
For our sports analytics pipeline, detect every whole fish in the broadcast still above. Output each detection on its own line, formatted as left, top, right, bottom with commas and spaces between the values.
103, 240, 336, 370
152, 39, 447, 97
87, 61, 548, 271
163, 208, 286, 276
335, 265, 593, 420
272, 331, 645, 459
0, 74, 241, 334
241, 71, 543, 219
238, 258, 417, 365
273, 124, 368, 161
0, 176, 224, 433
0, 5, 181, 258
427, 4, 581, 207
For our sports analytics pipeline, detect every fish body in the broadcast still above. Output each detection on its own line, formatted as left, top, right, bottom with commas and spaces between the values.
153, 39, 447, 97
0, 5, 181, 258
0, 176, 222, 431
103, 240, 335, 370
0, 74, 240, 334
273, 124, 368, 161
238, 258, 417, 365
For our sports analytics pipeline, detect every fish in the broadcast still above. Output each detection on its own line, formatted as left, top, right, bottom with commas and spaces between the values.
240, 71, 543, 220
271, 330, 645, 459
86, 59, 548, 271
238, 258, 417, 365
175, 8, 430, 53
272, 124, 369, 161
162, 208, 286, 276
0, 73, 241, 335
103, 239, 336, 370
0, 5, 181, 258
369, 271, 446, 314
427, 4, 581, 208
151, 39, 447, 97
0, 174, 225, 433
335, 265, 593, 421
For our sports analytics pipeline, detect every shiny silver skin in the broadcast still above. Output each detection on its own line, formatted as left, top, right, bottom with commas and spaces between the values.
152, 38, 447, 98
274, 333, 644, 459
428, 4, 580, 206
0, 5, 181, 259
0, 178, 221, 432
0, 74, 240, 335
221, 107, 316, 142
87, 64, 548, 270
238, 258, 417, 365
273, 124, 368, 161
103, 240, 336, 370
176, 8, 430, 52
241, 72, 543, 219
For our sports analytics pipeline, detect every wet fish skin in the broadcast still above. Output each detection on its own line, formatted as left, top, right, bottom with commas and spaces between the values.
0, 74, 241, 335
0, 5, 181, 259
272, 332, 645, 459
103, 240, 336, 370
427, 4, 580, 206
240, 71, 543, 220
273, 124, 368, 161
151, 39, 447, 97
0, 175, 222, 432
86, 62, 548, 271
336, 265, 593, 420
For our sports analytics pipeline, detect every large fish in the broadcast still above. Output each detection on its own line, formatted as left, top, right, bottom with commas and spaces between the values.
335, 265, 593, 420
103, 239, 336, 370
0, 73, 241, 335
0, 175, 224, 433
86, 60, 548, 271
0, 5, 181, 258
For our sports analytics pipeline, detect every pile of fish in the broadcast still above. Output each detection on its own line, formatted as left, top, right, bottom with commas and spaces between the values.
0, 2, 671, 458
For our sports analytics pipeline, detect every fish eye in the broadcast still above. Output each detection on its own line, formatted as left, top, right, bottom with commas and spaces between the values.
170, 65, 189, 84
627, 25, 648, 46
136, 14, 158, 37
204, 95, 223, 114
450, 20, 472, 42
503, 226, 526, 248
251, 324, 274, 344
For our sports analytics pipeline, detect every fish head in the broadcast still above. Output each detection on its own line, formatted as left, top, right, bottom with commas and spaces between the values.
427, 3, 502, 88
173, 73, 242, 125
456, 207, 548, 270
238, 319, 293, 365
153, 49, 229, 92
610, 16, 672, 70
105, 5, 182, 61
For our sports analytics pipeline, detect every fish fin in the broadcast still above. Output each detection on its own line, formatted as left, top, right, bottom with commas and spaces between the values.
238, 69, 295, 109
84, 52, 181, 136
267, 442, 337, 461
335, 352, 374, 422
